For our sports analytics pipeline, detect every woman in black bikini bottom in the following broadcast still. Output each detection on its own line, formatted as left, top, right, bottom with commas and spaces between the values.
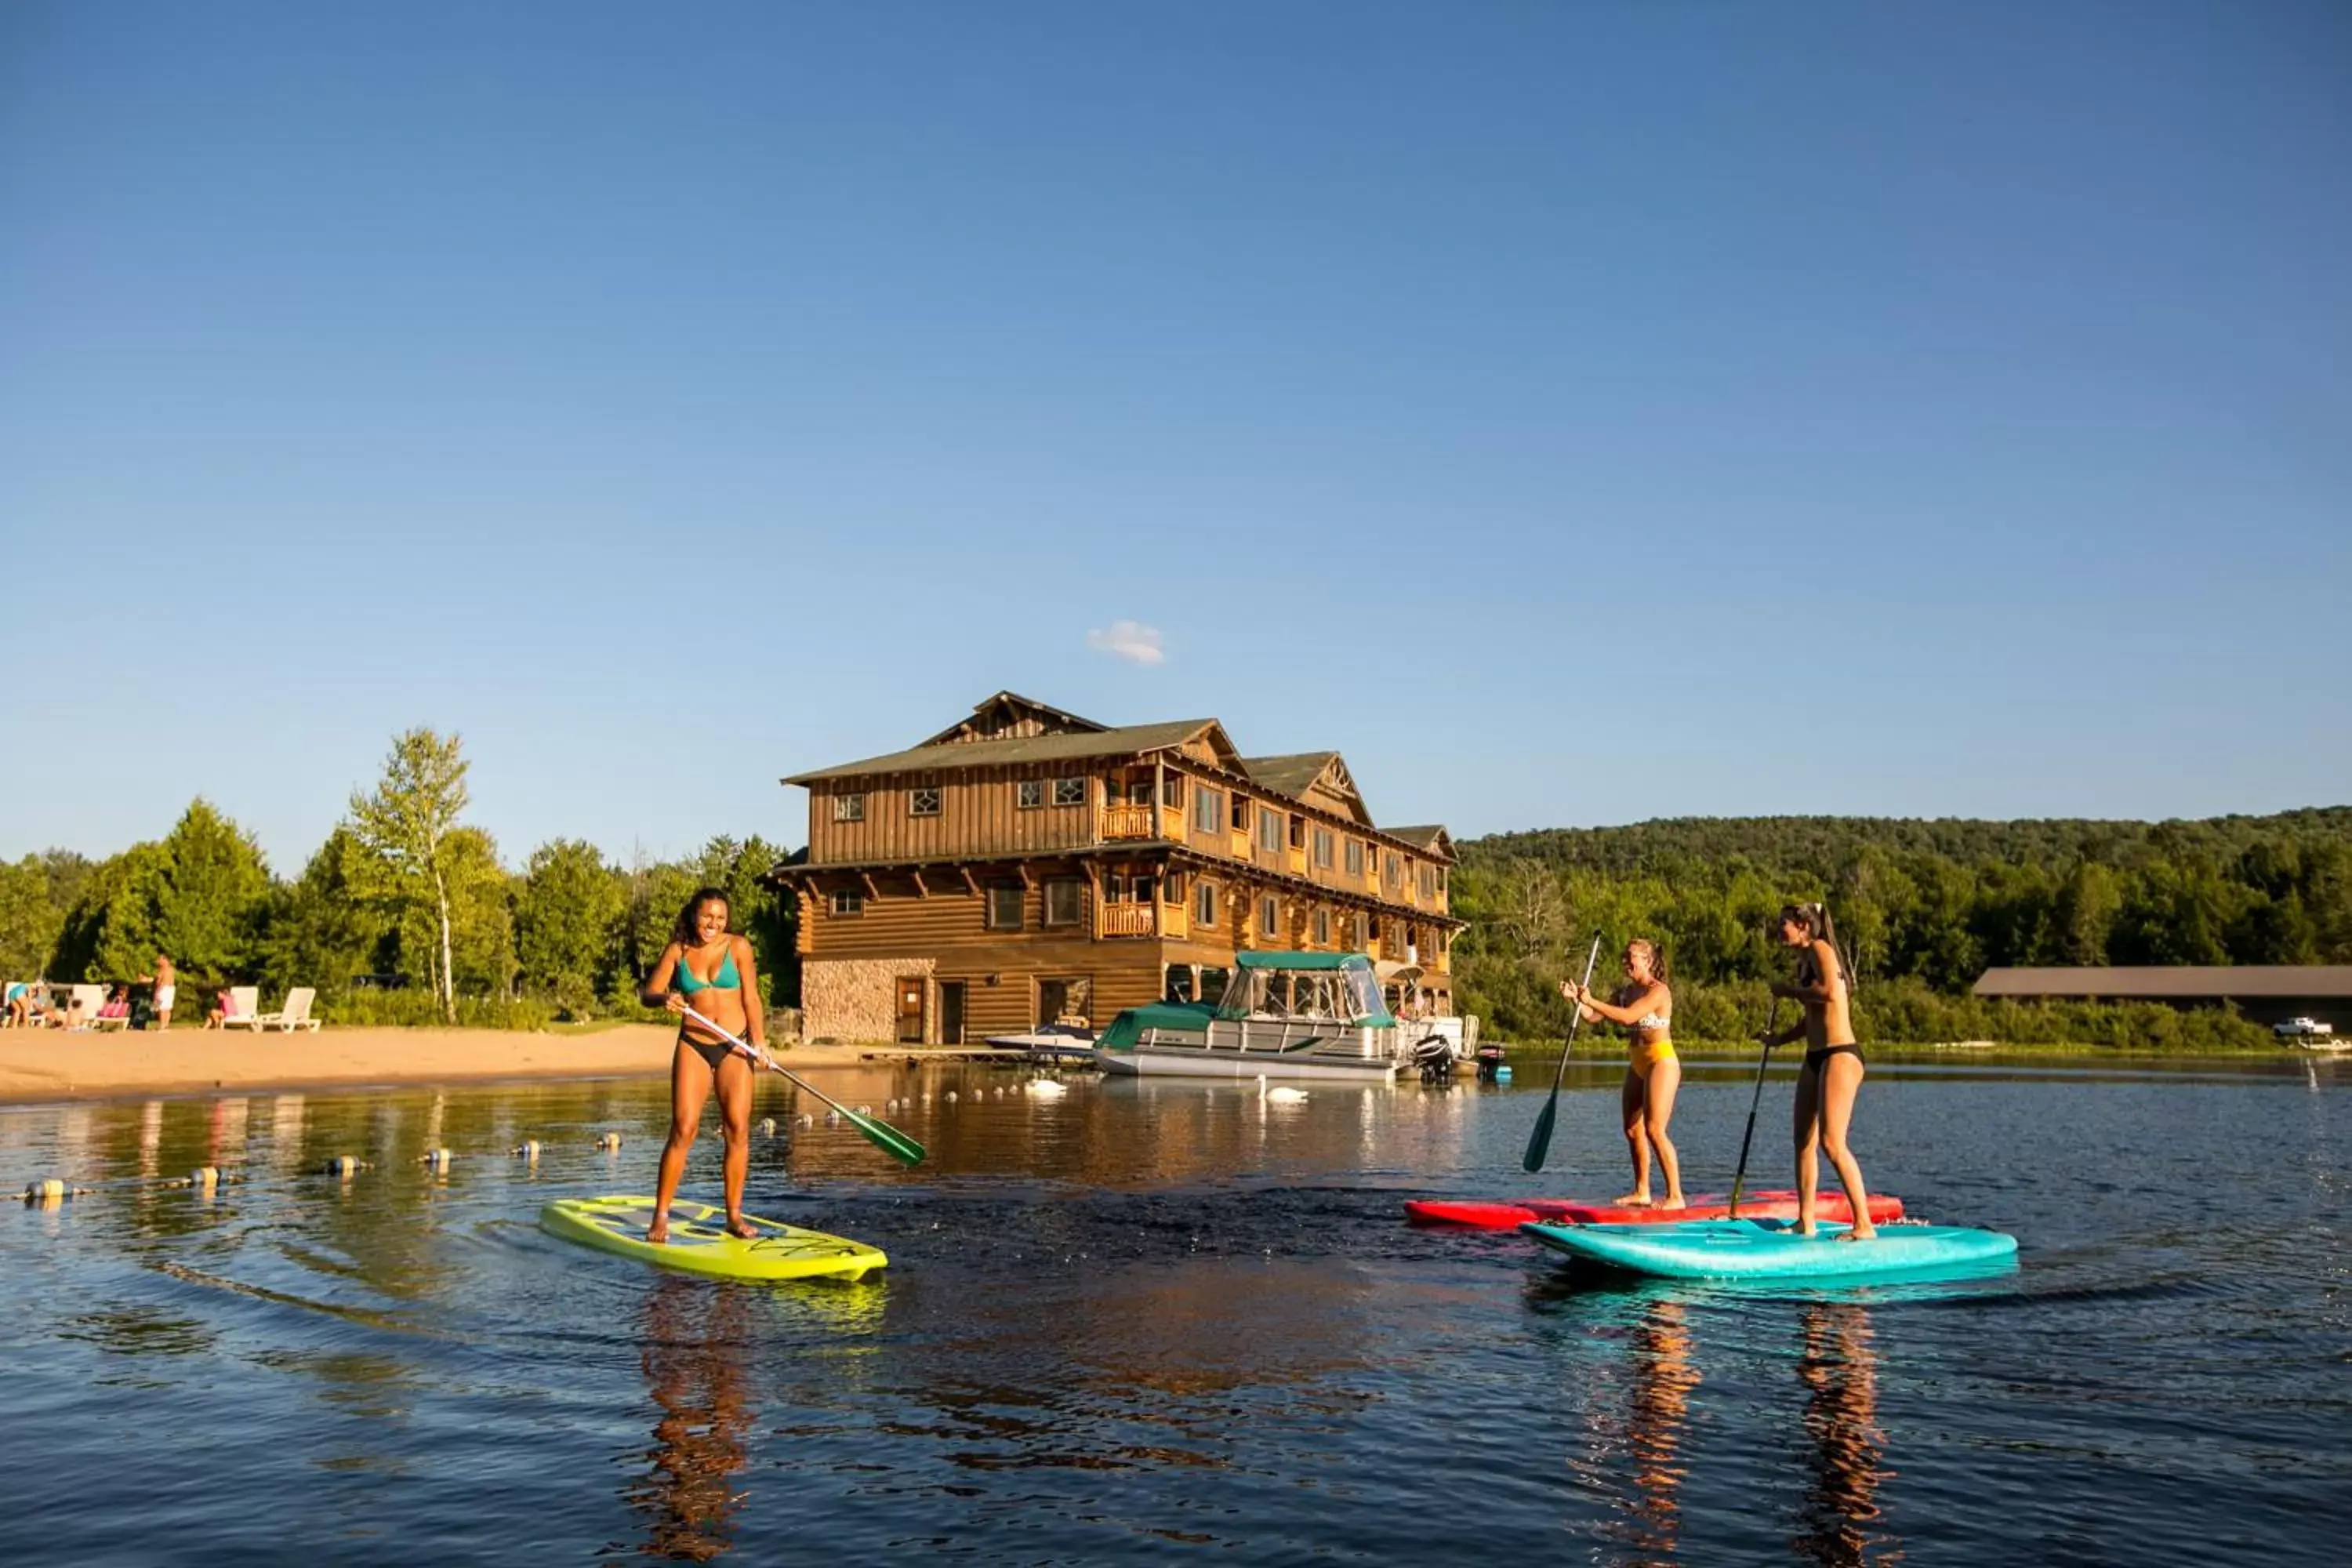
1764, 902, 1878, 1240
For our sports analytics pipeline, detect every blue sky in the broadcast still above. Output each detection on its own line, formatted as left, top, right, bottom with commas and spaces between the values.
3, 1, 2347, 873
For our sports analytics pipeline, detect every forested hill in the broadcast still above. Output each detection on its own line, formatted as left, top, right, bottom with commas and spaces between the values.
1461, 808, 2352, 881
1446, 806, 2352, 1044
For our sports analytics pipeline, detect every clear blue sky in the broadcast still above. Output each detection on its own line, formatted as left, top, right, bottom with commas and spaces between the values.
4, 2, 2347, 874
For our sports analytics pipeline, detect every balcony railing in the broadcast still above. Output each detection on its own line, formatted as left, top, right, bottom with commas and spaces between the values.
1102, 804, 1156, 840
1098, 903, 1157, 939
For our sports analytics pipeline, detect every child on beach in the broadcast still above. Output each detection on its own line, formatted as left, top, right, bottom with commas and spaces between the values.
639, 888, 768, 1244
1760, 902, 1877, 1240
1563, 938, 1685, 1209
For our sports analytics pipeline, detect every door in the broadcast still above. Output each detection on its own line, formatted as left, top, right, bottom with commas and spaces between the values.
1037, 976, 1092, 1029
895, 977, 925, 1044
938, 982, 966, 1047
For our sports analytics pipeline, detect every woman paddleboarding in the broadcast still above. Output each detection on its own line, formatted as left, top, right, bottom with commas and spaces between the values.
1563, 938, 1685, 1209
1762, 902, 1877, 1240
641, 888, 768, 1243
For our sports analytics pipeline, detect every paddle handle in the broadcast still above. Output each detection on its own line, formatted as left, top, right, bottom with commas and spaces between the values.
1521, 931, 1604, 1174
681, 1004, 842, 1116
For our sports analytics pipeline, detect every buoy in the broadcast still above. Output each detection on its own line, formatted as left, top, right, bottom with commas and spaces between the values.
759, 1117, 778, 1135
512, 1140, 542, 1160
1495, 1066, 1514, 1083
856, 1104, 872, 1116
595, 1132, 622, 1151
321, 1156, 365, 1178
419, 1148, 454, 1169
945, 1091, 957, 1104
921, 1093, 932, 1105
794, 1112, 813, 1127
23, 1178, 67, 1204
191, 1166, 221, 1193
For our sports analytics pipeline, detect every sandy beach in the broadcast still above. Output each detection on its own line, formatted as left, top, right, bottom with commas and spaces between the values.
0, 1025, 900, 1104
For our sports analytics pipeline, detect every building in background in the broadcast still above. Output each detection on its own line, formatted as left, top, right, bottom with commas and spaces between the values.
769, 692, 1462, 1044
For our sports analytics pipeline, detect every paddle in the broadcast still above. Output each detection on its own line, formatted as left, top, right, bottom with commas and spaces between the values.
1727, 998, 1782, 1218
1521, 932, 1605, 1174
679, 1004, 926, 1167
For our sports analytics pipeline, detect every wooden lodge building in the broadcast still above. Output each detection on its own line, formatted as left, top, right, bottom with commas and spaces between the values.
768, 692, 1463, 1046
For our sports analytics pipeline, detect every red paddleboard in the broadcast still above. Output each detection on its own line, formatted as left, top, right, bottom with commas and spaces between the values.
1404, 1191, 1905, 1229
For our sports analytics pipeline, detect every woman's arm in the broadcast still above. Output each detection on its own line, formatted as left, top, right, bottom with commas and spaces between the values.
734, 938, 766, 1050
1571, 981, 1669, 1027
641, 944, 686, 1012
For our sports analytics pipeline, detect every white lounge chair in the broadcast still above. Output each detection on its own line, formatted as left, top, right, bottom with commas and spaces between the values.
216, 987, 263, 1029
64, 983, 107, 1030
252, 986, 321, 1033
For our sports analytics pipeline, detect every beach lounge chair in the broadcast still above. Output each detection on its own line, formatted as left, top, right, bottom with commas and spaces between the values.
216, 987, 262, 1029
93, 993, 135, 1029
252, 987, 321, 1033
64, 984, 107, 1030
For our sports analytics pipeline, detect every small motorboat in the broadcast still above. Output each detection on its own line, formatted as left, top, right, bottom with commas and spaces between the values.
985, 1021, 1099, 1063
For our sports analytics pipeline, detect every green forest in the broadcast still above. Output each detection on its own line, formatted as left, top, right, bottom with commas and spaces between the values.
4, 724, 2344, 1048
0, 729, 799, 1029
1448, 808, 2352, 1049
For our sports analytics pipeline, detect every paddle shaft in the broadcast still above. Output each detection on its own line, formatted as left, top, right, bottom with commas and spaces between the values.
1727, 997, 1782, 1218
679, 1004, 926, 1166
1520, 932, 1605, 1174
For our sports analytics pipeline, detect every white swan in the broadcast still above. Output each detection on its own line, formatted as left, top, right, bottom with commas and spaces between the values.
1256, 1075, 1308, 1104
1025, 1078, 1069, 1098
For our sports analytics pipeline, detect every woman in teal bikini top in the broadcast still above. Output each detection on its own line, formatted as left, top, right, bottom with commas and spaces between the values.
640, 887, 768, 1243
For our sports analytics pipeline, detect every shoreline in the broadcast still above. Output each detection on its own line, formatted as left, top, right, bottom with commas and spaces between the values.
0, 1025, 930, 1107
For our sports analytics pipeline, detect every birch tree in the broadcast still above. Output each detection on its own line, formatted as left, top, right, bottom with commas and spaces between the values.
347, 728, 472, 1022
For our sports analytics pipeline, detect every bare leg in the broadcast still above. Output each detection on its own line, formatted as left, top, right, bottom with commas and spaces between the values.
649, 1043, 714, 1243
713, 1053, 757, 1237
1817, 1053, 1875, 1240
1793, 1058, 1824, 1236
1616, 1068, 1651, 1205
1645, 1058, 1685, 1209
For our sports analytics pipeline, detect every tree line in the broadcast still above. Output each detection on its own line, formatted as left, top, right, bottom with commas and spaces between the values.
1449, 808, 2352, 1047
0, 729, 799, 1026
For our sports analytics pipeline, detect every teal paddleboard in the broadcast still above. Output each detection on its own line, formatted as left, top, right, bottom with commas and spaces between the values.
1520, 1217, 2017, 1283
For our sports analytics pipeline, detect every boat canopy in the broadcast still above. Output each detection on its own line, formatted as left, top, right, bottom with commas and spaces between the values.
1218, 952, 1394, 1027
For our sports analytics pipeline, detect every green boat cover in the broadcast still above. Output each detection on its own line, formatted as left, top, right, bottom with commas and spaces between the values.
1095, 1001, 1216, 1052
1235, 951, 1369, 971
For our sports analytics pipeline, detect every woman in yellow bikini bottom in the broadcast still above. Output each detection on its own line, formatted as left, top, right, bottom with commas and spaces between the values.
1564, 938, 1684, 1208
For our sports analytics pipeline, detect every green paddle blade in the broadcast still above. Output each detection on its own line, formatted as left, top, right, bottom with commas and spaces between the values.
1521, 1094, 1559, 1174
840, 1105, 926, 1167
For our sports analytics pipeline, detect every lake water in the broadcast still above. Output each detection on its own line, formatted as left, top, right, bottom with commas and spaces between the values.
2, 1054, 2345, 1565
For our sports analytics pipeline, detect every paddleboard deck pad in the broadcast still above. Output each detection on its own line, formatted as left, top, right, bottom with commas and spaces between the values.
1405, 1192, 1904, 1229
1520, 1217, 2016, 1283
539, 1196, 887, 1282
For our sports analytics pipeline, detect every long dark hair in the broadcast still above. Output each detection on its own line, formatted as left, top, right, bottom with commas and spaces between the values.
672, 886, 733, 947
1779, 901, 1859, 993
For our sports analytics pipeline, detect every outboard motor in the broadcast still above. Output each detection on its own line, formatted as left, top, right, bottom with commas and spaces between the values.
1410, 1033, 1457, 1083
1475, 1043, 1509, 1082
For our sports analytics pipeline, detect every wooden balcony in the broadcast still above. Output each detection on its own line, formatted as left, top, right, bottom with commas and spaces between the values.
1285, 846, 1308, 877
1102, 804, 1156, 840
1097, 903, 1158, 939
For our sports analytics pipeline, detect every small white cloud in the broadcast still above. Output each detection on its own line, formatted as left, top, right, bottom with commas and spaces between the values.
1087, 620, 1167, 666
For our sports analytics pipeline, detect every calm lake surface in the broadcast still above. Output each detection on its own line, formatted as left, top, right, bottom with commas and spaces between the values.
3, 1054, 2346, 1565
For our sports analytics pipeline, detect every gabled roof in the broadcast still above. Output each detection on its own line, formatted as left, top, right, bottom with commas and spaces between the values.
785, 719, 1225, 785
1385, 825, 1456, 861
920, 691, 1108, 748
1242, 751, 1377, 829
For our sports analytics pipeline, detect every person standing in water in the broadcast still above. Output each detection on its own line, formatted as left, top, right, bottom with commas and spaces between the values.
1563, 938, 1684, 1209
1761, 902, 1877, 1240
640, 889, 768, 1243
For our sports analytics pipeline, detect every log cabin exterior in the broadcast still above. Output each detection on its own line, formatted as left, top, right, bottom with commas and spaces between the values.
768, 692, 1464, 1045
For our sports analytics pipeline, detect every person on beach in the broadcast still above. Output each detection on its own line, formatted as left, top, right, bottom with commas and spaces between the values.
1563, 938, 1684, 1209
640, 888, 768, 1244
139, 954, 176, 1030
1760, 902, 1877, 1240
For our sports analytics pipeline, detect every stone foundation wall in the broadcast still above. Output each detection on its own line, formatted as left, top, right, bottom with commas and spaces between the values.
801, 956, 935, 1044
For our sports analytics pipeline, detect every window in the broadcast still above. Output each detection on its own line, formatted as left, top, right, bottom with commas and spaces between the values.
1165, 966, 1195, 1004
829, 889, 863, 917
1260, 895, 1279, 937
1128, 779, 1152, 807
833, 793, 866, 822
1384, 852, 1401, 887
1352, 912, 1368, 949
986, 885, 1025, 930
1194, 786, 1220, 833
1161, 775, 1185, 808
1196, 881, 1218, 927
1102, 873, 1127, 904
1017, 780, 1044, 810
1200, 967, 1230, 1006
1231, 794, 1249, 832
910, 786, 942, 817
1420, 866, 1436, 898
1312, 906, 1330, 944
1163, 872, 1184, 906
1134, 874, 1158, 906
1314, 827, 1334, 869
1258, 809, 1283, 853
1345, 839, 1363, 876
1289, 815, 1306, 850
1044, 879, 1082, 926
1052, 778, 1086, 808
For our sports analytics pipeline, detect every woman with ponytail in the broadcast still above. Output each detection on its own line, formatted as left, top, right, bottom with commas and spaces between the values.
1762, 902, 1878, 1240
1563, 938, 1685, 1209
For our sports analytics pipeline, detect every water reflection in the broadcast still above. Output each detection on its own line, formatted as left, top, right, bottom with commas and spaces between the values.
1572, 1294, 1699, 1567
1791, 1304, 1896, 1566
623, 1276, 757, 1563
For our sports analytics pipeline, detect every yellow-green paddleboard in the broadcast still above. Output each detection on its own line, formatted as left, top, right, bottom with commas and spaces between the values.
539, 1196, 887, 1283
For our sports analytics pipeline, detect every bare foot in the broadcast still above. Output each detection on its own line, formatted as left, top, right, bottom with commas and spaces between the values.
646, 1221, 670, 1245
726, 1214, 759, 1240
1795, 1224, 1817, 1238
1613, 1192, 1653, 1207
1838, 1225, 1878, 1243
1660, 1194, 1686, 1211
